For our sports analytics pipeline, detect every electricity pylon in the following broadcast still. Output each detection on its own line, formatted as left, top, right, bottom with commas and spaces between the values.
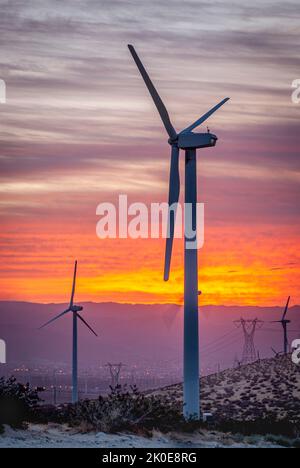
234, 318, 263, 365
105, 363, 125, 387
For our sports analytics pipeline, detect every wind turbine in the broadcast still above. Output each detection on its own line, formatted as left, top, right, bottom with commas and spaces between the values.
128, 45, 229, 420
272, 296, 291, 355
39, 261, 97, 403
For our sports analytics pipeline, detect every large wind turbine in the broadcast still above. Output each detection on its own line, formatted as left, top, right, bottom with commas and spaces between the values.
272, 296, 291, 355
128, 45, 229, 419
39, 261, 97, 403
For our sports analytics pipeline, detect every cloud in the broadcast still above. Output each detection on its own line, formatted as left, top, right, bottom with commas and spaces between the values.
0, 0, 299, 304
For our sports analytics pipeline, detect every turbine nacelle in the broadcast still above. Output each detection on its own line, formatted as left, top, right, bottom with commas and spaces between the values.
71, 305, 83, 313
177, 132, 217, 150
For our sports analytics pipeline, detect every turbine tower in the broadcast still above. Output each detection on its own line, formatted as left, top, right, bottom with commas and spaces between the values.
39, 261, 97, 403
128, 45, 229, 419
234, 318, 263, 365
272, 296, 291, 355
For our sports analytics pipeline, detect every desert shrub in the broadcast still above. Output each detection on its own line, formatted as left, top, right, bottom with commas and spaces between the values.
62, 385, 183, 434
265, 434, 292, 448
216, 415, 300, 439
0, 376, 42, 428
265, 434, 300, 448
292, 438, 300, 448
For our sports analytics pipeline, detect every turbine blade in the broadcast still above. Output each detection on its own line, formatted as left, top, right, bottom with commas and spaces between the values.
77, 313, 98, 337
39, 308, 70, 330
179, 97, 230, 134
128, 44, 177, 140
70, 260, 78, 307
164, 145, 180, 281
282, 296, 290, 320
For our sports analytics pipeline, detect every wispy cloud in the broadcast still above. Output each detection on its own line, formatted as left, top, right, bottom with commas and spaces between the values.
0, 0, 299, 304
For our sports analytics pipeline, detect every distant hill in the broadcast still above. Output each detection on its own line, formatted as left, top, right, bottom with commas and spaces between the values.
150, 354, 300, 422
0, 301, 299, 371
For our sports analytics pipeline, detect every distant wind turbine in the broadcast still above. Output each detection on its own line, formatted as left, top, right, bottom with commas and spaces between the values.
272, 296, 291, 355
39, 261, 97, 403
128, 45, 229, 420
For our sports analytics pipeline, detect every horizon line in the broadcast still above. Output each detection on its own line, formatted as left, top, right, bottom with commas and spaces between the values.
0, 300, 299, 308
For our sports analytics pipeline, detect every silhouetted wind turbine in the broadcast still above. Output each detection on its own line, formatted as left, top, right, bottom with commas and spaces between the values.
39, 261, 97, 403
128, 45, 229, 420
272, 296, 291, 355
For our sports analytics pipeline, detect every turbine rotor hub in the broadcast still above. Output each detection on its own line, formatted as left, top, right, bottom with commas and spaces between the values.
168, 136, 178, 146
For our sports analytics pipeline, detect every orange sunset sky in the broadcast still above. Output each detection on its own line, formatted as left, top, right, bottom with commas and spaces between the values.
0, 0, 299, 306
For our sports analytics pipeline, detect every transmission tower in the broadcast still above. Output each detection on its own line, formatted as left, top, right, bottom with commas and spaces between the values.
234, 318, 263, 365
105, 363, 125, 387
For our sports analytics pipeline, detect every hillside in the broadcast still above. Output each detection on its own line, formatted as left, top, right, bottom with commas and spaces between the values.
150, 354, 300, 422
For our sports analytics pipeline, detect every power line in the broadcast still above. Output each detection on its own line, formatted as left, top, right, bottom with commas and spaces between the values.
261, 330, 300, 333
200, 329, 240, 352
201, 335, 241, 358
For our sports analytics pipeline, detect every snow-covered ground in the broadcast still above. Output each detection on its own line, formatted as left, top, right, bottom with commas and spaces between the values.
0, 424, 282, 448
